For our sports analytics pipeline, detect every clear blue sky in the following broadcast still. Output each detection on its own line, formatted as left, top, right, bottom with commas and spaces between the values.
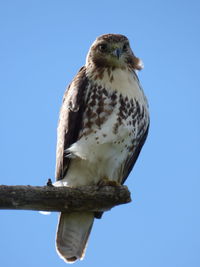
0, 1, 199, 266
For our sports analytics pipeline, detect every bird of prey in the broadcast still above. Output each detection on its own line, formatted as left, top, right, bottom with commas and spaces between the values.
54, 34, 150, 263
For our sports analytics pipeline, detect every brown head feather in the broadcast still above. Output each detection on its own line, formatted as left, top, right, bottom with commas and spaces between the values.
86, 33, 143, 70
96, 34, 128, 43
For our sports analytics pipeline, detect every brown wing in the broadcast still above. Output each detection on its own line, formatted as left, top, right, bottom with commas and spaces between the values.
122, 124, 149, 185
55, 66, 88, 180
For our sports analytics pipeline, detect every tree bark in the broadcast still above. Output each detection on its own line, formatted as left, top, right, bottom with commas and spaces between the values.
0, 184, 131, 213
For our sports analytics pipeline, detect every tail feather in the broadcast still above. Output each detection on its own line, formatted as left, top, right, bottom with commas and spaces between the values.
56, 212, 94, 263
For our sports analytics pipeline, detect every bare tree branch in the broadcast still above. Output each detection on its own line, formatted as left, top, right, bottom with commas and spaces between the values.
0, 184, 131, 213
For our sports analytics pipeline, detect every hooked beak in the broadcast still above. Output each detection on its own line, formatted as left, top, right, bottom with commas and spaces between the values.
112, 48, 122, 59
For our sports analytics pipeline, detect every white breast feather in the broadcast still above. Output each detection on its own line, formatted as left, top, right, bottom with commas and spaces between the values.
54, 68, 148, 187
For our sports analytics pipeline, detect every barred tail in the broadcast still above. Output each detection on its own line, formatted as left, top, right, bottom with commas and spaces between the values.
56, 212, 94, 263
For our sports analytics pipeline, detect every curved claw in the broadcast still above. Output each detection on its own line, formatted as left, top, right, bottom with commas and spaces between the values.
97, 177, 121, 187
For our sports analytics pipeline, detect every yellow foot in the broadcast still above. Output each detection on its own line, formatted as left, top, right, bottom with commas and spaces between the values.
98, 177, 121, 187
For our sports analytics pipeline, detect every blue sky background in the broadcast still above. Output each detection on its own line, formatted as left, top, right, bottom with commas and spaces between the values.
0, 0, 199, 266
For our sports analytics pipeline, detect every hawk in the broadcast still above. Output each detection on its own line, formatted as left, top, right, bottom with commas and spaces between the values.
54, 34, 149, 263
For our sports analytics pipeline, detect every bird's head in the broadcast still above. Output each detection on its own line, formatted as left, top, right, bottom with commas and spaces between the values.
86, 34, 143, 70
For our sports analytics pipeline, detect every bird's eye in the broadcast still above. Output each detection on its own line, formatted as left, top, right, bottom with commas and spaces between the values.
123, 43, 129, 51
99, 43, 107, 52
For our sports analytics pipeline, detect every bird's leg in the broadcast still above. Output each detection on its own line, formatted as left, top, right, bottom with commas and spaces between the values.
98, 176, 121, 187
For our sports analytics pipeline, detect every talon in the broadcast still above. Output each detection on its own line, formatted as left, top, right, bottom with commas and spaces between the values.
106, 180, 121, 186
98, 177, 121, 187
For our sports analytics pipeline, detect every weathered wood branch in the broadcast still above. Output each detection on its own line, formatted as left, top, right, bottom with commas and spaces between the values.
0, 184, 131, 213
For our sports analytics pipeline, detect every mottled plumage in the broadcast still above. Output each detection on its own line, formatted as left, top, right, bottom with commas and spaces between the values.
54, 34, 150, 263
